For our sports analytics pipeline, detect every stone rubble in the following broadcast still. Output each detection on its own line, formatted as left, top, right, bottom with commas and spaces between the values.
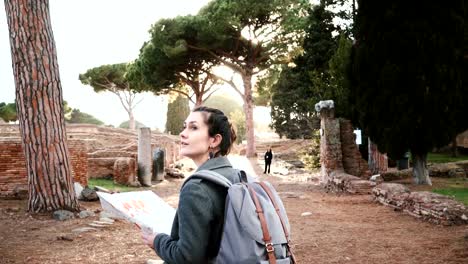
373, 183, 468, 225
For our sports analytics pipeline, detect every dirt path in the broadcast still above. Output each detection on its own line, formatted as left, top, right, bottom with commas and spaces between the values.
0, 156, 467, 264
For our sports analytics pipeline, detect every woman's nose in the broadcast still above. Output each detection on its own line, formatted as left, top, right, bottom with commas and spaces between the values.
180, 128, 187, 138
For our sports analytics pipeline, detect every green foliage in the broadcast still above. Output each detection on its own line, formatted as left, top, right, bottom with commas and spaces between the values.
165, 95, 190, 135
328, 34, 353, 118
254, 67, 281, 106
299, 130, 321, 170
67, 109, 104, 125
270, 2, 355, 139
229, 109, 246, 143
0, 102, 17, 122
128, 16, 218, 105
79, 63, 129, 93
349, 1, 468, 159
198, 0, 310, 70
204, 94, 246, 143
63, 100, 73, 120
119, 120, 147, 129
203, 94, 242, 117
88, 178, 138, 192
270, 65, 318, 139
0, 101, 74, 123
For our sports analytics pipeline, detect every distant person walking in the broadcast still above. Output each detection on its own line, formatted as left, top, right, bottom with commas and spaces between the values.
264, 148, 273, 174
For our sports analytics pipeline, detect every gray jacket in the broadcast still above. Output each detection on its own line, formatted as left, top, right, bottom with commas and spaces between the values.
154, 156, 241, 264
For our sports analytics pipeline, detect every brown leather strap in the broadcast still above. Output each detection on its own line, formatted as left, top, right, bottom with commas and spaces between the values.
257, 182, 297, 264
246, 184, 277, 264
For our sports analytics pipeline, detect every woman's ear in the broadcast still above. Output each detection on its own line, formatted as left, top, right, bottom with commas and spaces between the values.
211, 134, 223, 149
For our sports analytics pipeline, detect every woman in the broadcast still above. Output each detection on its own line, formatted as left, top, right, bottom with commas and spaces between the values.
264, 148, 273, 174
142, 106, 240, 263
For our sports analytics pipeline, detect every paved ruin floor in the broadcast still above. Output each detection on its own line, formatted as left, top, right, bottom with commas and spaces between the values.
0, 157, 467, 264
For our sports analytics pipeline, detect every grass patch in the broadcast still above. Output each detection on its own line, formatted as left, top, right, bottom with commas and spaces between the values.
432, 187, 468, 205
88, 178, 138, 193
426, 152, 468, 164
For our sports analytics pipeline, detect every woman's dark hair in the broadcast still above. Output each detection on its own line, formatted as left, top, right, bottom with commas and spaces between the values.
193, 106, 237, 156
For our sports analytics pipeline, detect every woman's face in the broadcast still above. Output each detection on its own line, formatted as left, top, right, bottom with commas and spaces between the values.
179, 111, 213, 166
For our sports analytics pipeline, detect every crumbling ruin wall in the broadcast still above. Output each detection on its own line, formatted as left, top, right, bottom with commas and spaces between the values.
0, 137, 88, 197
68, 139, 89, 187
0, 138, 27, 196
316, 100, 372, 193
339, 119, 370, 178
373, 183, 468, 225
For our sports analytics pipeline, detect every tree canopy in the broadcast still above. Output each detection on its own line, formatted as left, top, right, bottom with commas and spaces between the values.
165, 94, 190, 135
128, 16, 220, 106
0, 101, 73, 123
349, 0, 468, 184
270, 2, 352, 138
0, 102, 17, 122
67, 109, 104, 125
188, 0, 310, 156
204, 94, 246, 143
203, 94, 242, 117
79, 63, 142, 130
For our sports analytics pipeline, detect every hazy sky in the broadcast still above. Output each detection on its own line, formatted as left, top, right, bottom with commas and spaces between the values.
0, 0, 212, 130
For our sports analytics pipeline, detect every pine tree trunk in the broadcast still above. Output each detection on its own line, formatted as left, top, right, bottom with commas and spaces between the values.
129, 111, 135, 130
195, 94, 203, 108
412, 152, 432, 185
242, 74, 256, 157
5, 0, 79, 212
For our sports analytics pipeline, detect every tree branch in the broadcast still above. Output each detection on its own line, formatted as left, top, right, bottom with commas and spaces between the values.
186, 44, 246, 75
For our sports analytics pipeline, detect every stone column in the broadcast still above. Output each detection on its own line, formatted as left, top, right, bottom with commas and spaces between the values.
315, 100, 343, 184
138, 127, 152, 186
152, 148, 165, 181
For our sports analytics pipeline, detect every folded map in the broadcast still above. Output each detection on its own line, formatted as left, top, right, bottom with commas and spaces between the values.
97, 190, 176, 234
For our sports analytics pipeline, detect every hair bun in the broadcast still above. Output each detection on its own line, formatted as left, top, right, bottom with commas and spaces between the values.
229, 122, 237, 145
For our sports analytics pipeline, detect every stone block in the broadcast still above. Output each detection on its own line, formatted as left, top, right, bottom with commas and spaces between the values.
113, 157, 137, 186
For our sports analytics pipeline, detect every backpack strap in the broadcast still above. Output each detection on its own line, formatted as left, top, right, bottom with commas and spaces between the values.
187, 170, 232, 188
239, 170, 248, 182
246, 184, 277, 264
257, 182, 297, 264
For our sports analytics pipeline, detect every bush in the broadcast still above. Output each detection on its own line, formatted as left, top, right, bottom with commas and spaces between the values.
299, 130, 321, 170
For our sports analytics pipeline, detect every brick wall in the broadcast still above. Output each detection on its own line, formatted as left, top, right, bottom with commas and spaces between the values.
68, 139, 88, 187
0, 138, 88, 197
339, 119, 370, 178
0, 138, 27, 196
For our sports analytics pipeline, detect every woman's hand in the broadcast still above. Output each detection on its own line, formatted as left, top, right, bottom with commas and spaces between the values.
141, 227, 158, 249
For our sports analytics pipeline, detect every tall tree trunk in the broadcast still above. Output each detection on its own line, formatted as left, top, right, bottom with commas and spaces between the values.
195, 95, 203, 108
129, 110, 135, 130
5, 0, 79, 212
412, 152, 432, 185
242, 74, 256, 157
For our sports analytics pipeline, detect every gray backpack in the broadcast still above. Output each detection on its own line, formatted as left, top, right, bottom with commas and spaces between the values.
190, 169, 297, 264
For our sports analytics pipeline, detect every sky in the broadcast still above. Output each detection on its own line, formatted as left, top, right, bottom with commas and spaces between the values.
0, 0, 214, 130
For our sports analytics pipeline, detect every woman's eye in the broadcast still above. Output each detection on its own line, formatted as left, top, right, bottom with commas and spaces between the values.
191, 126, 197, 130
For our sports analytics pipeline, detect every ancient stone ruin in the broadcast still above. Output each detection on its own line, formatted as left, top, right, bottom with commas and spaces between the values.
373, 183, 468, 225
315, 100, 374, 194
315, 100, 467, 225
0, 124, 180, 197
